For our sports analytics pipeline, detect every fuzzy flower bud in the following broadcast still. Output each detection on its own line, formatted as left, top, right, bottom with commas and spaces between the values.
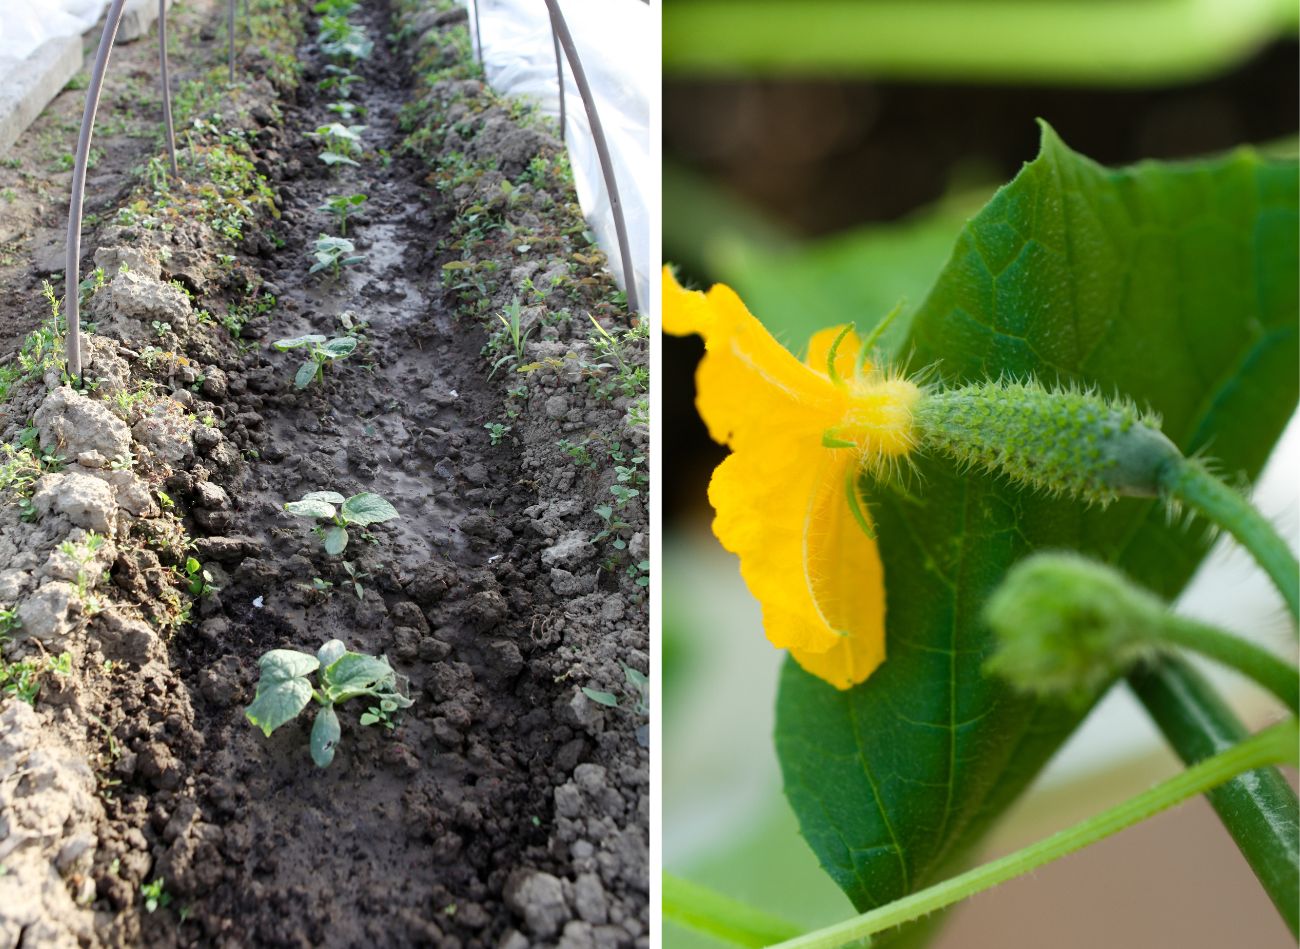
983, 552, 1168, 706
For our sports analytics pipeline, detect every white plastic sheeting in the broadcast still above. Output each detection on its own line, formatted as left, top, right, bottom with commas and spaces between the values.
465, 0, 650, 312
0, 0, 108, 62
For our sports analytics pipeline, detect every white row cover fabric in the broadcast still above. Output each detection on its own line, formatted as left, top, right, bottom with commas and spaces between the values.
0, 0, 107, 62
466, 0, 650, 312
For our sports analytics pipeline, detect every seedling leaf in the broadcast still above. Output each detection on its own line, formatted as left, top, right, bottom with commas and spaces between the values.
317, 639, 347, 666
285, 498, 336, 519
323, 652, 396, 702
302, 491, 347, 505
310, 705, 341, 767
321, 337, 359, 358
294, 360, 320, 390
258, 650, 320, 681
274, 334, 327, 350
245, 677, 314, 737
323, 525, 349, 555
581, 687, 619, 708
340, 492, 398, 526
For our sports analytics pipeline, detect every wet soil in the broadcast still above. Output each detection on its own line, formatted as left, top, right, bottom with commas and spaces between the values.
0, 2, 648, 947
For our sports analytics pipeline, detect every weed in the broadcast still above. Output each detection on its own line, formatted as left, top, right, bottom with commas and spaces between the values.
587, 315, 648, 400
308, 235, 366, 277
609, 483, 640, 508
183, 557, 218, 597
485, 422, 511, 446
58, 533, 106, 615
272, 333, 358, 388
360, 697, 400, 729
141, 878, 171, 913
580, 666, 649, 746
557, 438, 596, 469
319, 193, 367, 235
341, 560, 367, 600
245, 639, 413, 767
283, 490, 399, 555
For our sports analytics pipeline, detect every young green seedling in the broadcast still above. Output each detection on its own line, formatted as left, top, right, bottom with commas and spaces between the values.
319, 64, 361, 98
283, 490, 398, 555
307, 235, 365, 277
319, 193, 367, 235
244, 639, 413, 767
309, 123, 367, 166
318, 16, 374, 60
327, 100, 363, 121
272, 334, 358, 388
183, 556, 217, 597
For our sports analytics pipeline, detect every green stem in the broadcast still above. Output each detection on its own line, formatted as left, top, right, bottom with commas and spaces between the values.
663, 873, 804, 948
762, 719, 1297, 949
1159, 458, 1299, 623
1162, 615, 1300, 713
1130, 658, 1300, 937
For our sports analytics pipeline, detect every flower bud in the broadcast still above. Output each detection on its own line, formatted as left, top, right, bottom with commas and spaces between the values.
983, 552, 1167, 706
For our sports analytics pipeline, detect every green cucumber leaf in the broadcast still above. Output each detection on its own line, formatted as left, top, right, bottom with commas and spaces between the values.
302, 491, 346, 505
245, 677, 314, 737
323, 652, 396, 703
285, 498, 336, 519
257, 649, 319, 682
311, 705, 341, 768
581, 687, 620, 708
295, 359, 320, 389
774, 124, 1298, 924
273, 334, 326, 350
323, 525, 349, 555
317, 639, 347, 667
340, 492, 398, 526
322, 336, 358, 358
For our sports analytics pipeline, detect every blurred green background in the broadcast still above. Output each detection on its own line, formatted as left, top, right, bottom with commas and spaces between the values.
662, 2, 1299, 946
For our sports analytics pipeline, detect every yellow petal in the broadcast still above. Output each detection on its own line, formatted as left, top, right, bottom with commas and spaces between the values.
804, 323, 863, 382
663, 267, 846, 449
709, 442, 887, 686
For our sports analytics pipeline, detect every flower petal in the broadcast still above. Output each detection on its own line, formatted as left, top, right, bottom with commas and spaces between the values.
663, 267, 845, 450
709, 443, 887, 687
803, 323, 863, 382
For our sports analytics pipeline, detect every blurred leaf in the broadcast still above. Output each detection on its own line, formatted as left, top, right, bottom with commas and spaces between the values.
775, 124, 1298, 931
720, 190, 987, 361
665, 0, 1299, 86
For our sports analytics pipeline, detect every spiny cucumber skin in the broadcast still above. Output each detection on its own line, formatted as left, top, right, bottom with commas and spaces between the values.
914, 380, 1181, 505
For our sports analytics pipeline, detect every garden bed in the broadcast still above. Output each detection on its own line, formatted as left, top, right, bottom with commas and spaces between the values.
0, 1, 648, 946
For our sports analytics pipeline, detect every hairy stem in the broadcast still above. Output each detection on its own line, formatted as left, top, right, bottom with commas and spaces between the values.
1161, 615, 1299, 713
677, 719, 1296, 949
1159, 458, 1299, 623
1130, 658, 1299, 937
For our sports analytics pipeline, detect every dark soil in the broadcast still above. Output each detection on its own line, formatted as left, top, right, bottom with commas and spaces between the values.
0, 2, 648, 947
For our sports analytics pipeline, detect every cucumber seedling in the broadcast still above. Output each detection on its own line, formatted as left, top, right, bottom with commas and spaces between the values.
283, 490, 399, 555
319, 193, 367, 235
309, 122, 366, 166
245, 639, 413, 767
272, 333, 358, 388
308, 235, 365, 277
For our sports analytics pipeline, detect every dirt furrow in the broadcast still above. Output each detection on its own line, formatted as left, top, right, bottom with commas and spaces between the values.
0, 1, 648, 947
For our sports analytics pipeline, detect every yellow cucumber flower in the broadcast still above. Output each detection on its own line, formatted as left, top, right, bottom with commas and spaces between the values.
664, 266, 922, 689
